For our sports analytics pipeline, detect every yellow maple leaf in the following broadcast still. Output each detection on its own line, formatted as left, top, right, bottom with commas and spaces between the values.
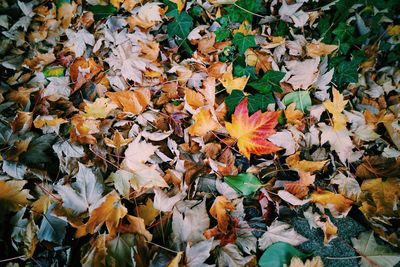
0, 180, 32, 211
76, 191, 127, 238
387, 25, 400, 36
185, 88, 205, 109
34, 115, 67, 128
219, 64, 249, 94
225, 98, 280, 159
311, 189, 353, 217
286, 152, 328, 173
84, 98, 118, 119
323, 88, 348, 131
188, 108, 220, 136
104, 130, 132, 150
137, 199, 159, 225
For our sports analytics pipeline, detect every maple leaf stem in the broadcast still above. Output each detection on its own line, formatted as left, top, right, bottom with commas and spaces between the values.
325, 256, 362, 260
35, 182, 62, 202
0, 256, 25, 263
89, 146, 121, 170
145, 240, 180, 254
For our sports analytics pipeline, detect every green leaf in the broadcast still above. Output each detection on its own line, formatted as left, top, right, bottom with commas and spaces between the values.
234, 65, 257, 80
232, 33, 256, 54
225, 90, 275, 114
334, 61, 358, 86
282, 91, 312, 112
86, 5, 117, 21
43, 66, 65, 78
226, 0, 265, 23
248, 70, 285, 93
332, 23, 355, 42
352, 231, 400, 267
259, 242, 306, 267
215, 27, 231, 42
167, 11, 193, 44
224, 173, 262, 196
56, 0, 70, 9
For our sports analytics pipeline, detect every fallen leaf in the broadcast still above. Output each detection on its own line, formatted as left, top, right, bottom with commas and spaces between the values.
311, 189, 353, 217
323, 88, 348, 131
106, 88, 151, 114
0, 180, 32, 211
209, 196, 235, 234
225, 98, 280, 159
84, 98, 118, 119
219, 64, 249, 94
188, 108, 220, 136
306, 42, 338, 57
76, 191, 127, 238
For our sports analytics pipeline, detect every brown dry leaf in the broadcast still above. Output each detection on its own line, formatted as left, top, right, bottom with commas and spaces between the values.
188, 108, 220, 136
185, 88, 205, 109
208, 62, 227, 79
118, 215, 152, 241
7, 87, 37, 107
137, 199, 159, 225
23, 52, 56, 70
306, 42, 338, 57
106, 88, 151, 114
104, 130, 132, 150
209, 196, 235, 233
219, 64, 249, 94
286, 152, 328, 173
233, 20, 255, 36
31, 195, 52, 215
311, 189, 353, 217
81, 235, 107, 267
70, 115, 100, 144
33, 115, 68, 129
6, 137, 32, 161
284, 170, 315, 199
57, 2, 77, 29
285, 103, 304, 126
356, 156, 400, 179
0, 180, 32, 211
70, 57, 103, 91
76, 191, 127, 238
11, 111, 33, 134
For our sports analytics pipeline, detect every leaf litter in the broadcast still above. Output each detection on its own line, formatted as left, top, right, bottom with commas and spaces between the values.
0, 0, 400, 266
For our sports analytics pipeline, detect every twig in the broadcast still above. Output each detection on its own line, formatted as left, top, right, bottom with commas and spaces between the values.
233, 3, 264, 18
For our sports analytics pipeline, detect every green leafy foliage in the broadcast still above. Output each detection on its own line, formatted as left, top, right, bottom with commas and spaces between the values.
167, 11, 193, 43
232, 33, 256, 54
248, 70, 285, 93
259, 242, 307, 267
225, 90, 275, 114
224, 173, 262, 196
282, 91, 312, 112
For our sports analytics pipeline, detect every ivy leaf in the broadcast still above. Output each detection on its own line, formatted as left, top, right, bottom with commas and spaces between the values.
225, 90, 275, 114
85, 5, 117, 21
334, 61, 358, 86
233, 33, 256, 54
282, 91, 312, 112
224, 173, 262, 196
259, 242, 307, 267
167, 11, 193, 44
248, 70, 285, 93
215, 27, 231, 42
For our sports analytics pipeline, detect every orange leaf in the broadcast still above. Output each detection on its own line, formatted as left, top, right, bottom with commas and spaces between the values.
306, 42, 338, 58
76, 191, 127, 238
286, 152, 328, 173
225, 98, 280, 159
209, 196, 235, 233
106, 88, 151, 114
188, 108, 220, 136
311, 189, 353, 217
